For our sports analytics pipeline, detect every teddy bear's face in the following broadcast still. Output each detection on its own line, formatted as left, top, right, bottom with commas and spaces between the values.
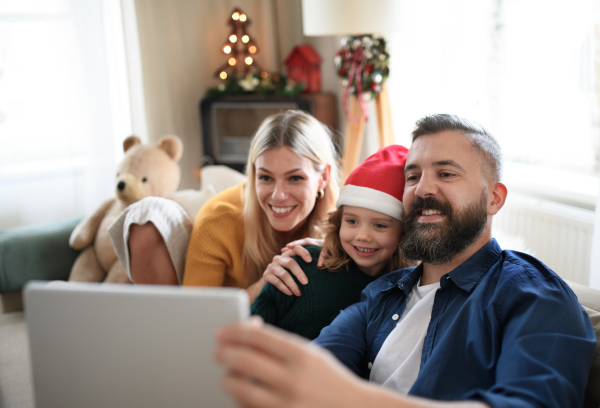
114, 136, 182, 205
115, 172, 148, 205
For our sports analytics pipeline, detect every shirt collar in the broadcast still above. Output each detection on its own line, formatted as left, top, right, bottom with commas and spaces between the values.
387, 239, 503, 294
446, 238, 503, 292
385, 264, 423, 296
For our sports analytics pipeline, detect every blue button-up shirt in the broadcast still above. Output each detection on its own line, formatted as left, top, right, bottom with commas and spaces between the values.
314, 239, 596, 407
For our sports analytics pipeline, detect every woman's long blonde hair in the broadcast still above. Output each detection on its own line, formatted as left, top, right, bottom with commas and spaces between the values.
242, 110, 340, 285
322, 206, 415, 274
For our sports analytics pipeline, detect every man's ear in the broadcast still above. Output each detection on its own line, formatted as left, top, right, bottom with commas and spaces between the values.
488, 181, 507, 216
319, 164, 331, 191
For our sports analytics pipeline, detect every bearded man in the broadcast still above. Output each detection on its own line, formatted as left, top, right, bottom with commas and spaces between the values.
215, 114, 596, 408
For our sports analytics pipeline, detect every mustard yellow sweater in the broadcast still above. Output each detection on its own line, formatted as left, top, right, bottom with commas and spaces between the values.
182, 183, 246, 288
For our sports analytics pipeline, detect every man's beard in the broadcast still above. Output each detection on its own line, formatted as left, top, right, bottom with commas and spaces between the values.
400, 191, 488, 265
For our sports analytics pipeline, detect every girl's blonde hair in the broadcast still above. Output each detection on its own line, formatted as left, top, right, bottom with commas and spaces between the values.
242, 110, 341, 286
322, 206, 415, 274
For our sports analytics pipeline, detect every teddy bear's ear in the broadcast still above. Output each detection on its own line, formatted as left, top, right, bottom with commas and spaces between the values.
157, 135, 183, 162
123, 136, 142, 152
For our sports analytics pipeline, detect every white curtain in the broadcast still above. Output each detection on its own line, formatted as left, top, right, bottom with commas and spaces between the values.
0, 0, 132, 229
492, 0, 598, 173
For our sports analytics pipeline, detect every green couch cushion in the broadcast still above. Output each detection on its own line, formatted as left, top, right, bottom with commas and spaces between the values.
0, 218, 82, 294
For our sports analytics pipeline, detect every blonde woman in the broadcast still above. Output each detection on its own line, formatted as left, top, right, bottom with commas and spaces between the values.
110, 110, 339, 302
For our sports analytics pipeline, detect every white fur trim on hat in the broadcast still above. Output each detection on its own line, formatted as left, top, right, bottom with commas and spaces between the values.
336, 185, 404, 220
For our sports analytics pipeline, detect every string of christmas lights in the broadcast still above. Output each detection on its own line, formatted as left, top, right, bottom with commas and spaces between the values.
214, 8, 262, 79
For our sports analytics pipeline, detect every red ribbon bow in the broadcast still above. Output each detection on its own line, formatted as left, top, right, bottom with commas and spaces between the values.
343, 46, 370, 122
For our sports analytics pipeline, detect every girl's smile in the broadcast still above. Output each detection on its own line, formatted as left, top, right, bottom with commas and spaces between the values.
339, 205, 403, 277
352, 246, 380, 257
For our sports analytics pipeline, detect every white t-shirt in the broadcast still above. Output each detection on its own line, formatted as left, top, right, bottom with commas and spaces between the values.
369, 278, 441, 394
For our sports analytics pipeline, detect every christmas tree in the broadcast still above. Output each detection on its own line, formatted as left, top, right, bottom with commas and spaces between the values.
214, 8, 262, 79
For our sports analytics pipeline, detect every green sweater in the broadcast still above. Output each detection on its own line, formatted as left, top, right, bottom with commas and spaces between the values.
250, 246, 377, 340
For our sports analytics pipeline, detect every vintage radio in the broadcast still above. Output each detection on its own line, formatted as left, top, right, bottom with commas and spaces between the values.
199, 94, 338, 173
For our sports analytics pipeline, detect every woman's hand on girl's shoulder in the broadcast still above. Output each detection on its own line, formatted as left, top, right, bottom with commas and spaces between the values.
262, 250, 309, 297
249, 240, 325, 302
261, 238, 330, 297
281, 238, 327, 268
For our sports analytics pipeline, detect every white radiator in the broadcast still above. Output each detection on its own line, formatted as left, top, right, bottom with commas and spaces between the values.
493, 193, 596, 285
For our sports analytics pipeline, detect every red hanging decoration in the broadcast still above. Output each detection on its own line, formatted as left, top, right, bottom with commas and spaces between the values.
335, 35, 390, 121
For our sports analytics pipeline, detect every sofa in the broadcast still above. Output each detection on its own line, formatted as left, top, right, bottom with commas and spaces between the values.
0, 168, 599, 407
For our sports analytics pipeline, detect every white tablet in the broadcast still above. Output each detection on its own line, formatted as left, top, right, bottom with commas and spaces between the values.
24, 281, 248, 408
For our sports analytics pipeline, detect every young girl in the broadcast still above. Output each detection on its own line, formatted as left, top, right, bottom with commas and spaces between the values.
251, 144, 413, 339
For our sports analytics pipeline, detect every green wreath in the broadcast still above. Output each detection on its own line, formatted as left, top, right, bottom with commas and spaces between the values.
334, 35, 390, 100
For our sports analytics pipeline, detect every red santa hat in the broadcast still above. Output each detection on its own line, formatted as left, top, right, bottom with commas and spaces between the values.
336, 144, 408, 220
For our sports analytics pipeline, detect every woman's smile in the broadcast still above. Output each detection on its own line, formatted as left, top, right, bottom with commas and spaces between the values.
255, 146, 327, 232
269, 204, 297, 216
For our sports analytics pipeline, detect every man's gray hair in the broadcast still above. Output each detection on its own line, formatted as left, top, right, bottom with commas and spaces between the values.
412, 114, 503, 182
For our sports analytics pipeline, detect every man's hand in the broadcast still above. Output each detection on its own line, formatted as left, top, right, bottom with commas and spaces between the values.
214, 317, 373, 408
215, 319, 493, 408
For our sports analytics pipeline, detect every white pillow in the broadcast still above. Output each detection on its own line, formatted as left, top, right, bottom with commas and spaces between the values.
172, 165, 247, 219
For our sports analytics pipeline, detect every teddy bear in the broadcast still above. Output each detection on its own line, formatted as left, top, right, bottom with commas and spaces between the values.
68, 134, 183, 283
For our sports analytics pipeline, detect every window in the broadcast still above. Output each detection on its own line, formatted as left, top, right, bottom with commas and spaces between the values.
385, 0, 599, 208
0, 0, 131, 228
